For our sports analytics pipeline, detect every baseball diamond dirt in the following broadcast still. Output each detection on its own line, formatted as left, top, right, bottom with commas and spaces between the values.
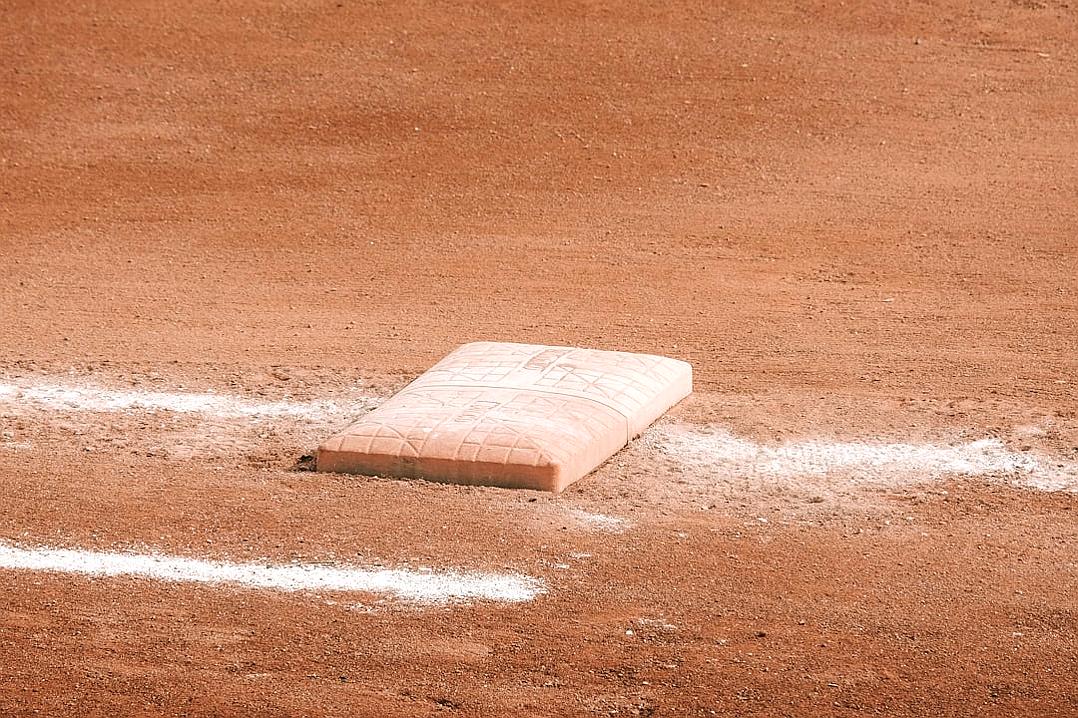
1, 0, 1077, 716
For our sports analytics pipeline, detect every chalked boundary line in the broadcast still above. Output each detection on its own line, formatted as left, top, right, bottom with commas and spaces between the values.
0, 541, 544, 604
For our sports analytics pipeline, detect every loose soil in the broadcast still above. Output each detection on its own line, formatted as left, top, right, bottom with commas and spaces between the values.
1, 1, 1076, 715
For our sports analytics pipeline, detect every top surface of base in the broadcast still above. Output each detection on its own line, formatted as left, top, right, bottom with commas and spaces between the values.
317, 342, 692, 491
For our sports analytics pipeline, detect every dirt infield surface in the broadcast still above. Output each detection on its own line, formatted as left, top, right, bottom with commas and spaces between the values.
2, 0, 1076, 715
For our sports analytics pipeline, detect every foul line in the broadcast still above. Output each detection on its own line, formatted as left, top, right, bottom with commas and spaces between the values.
0, 541, 545, 604
0, 380, 371, 421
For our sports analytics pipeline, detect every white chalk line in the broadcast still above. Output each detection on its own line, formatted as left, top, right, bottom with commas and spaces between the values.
564, 508, 631, 533
5, 375, 1074, 494
0, 540, 544, 604
649, 425, 1078, 493
0, 379, 370, 422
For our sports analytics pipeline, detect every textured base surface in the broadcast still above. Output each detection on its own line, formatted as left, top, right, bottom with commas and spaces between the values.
317, 342, 692, 491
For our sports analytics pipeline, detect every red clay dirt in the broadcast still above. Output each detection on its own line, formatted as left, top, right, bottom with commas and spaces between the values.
1, 0, 1077, 716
